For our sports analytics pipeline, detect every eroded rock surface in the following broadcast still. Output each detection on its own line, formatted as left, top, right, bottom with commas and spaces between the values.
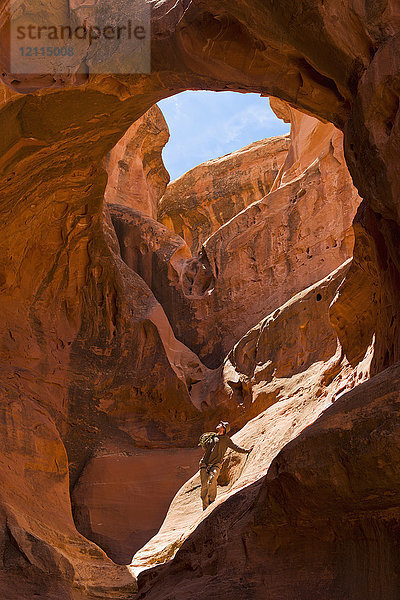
72, 446, 202, 565
158, 134, 290, 254
0, 0, 400, 598
114, 103, 360, 367
104, 105, 170, 219
189, 104, 360, 363
131, 260, 374, 590
0, 84, 212, 599
136, 358, 400, 600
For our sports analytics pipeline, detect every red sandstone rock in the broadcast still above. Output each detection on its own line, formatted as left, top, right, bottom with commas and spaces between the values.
0, 1, 399, 598
158, 134, 290, 254
72, 446, 202, 564
329, 200, 400, 377
104, 105, 170, 219
217, 260, 354, 422
0, 83, 212, 598
131, 261, 374, 588
0, 0, 379, 125
189, 104, 360, 363
116, 103, 360, 367
334, 35, 400, 376
136, 358, 400, 600
0, 394, 138, 599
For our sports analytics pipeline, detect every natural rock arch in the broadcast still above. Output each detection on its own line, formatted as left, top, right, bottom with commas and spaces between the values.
0, 0, 399, 598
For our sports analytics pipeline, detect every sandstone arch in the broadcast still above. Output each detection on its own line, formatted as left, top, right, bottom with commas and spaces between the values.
0, 1, 399, 598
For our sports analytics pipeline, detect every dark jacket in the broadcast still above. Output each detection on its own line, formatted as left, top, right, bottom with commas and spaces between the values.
199, 433, 249, 469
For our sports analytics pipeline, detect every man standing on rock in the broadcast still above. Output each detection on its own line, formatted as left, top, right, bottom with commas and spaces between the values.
199, 421, 252, 510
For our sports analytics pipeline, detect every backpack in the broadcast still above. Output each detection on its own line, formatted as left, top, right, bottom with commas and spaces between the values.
198, 432, 217, 448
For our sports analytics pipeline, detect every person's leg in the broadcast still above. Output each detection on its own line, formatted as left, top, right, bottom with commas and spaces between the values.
207, 465, 221, 504
200, 467, 210, 510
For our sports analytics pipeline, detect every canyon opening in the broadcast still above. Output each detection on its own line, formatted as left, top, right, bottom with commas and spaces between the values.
0, 2, 400, 600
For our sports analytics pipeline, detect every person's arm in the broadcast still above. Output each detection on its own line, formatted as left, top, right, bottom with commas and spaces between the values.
227, 437, 251, 454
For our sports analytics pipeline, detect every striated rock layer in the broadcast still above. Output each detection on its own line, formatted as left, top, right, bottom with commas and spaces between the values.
114, 102, 360, 367
158, 134, 290, 254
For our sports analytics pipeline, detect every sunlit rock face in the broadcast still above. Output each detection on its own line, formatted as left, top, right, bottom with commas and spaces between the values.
115, 101, 360, 367
187, 102, 360, 364
158, 134, 290, 254
104, 105, 170, 219
136, 360, 400, 600
132, 260, 375, 596
0, 0, 400, 598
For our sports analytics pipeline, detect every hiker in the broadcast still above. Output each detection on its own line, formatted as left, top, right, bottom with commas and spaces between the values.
198, 421, 253, 510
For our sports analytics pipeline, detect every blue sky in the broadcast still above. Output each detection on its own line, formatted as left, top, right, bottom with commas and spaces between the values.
157, 91, 290, 181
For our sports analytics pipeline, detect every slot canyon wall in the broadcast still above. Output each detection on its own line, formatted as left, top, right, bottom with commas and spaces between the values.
111, 99, 360, 367
0, 0, 399, 599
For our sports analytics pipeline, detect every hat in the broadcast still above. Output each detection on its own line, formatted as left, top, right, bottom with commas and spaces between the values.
219, 421, 230, 434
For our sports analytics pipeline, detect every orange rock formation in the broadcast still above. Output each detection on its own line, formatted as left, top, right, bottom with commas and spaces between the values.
104, 105, 170, 219
158, 134, 290, 254
112, 102, 360, 368
132, 261, 374, 592
0, 0, 399, 598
